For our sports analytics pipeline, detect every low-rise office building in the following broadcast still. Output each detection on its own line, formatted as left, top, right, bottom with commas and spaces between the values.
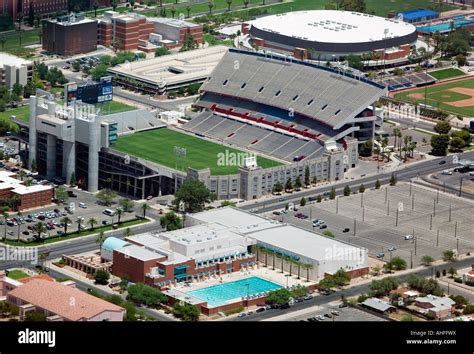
0, 171, 53, 210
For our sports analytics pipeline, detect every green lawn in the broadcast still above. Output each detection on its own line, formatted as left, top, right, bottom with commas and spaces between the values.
429, 68, 466, 81
6, 269, 29, 279
203, 33, 234, 47
394, 78, 474, 116
1, 29, 40, 51
112, 128, 282, 175
0, 99, 135, 125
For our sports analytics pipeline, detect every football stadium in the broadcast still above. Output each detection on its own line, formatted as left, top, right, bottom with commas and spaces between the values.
21, 48, 386, 201
245, 10, 417, 62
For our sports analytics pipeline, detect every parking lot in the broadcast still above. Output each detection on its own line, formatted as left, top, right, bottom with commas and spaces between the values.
266, 182, 474, 265
2, 188, 139, 242
285, 303, 387, 322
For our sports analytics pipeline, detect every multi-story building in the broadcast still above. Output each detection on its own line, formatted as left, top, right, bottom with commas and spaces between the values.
97, 12, 203, 51
0, 171, 53, 210
21, 0, 67, 18
0, 0, 18, 19
0, 53, 33, 89
43, 14, 98, 56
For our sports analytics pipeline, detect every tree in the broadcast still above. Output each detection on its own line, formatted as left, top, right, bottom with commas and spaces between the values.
116, 208, 123, 224
375, 179, 381, 189
76, 217, 83, 232
25, 310, 47, 321
226, 0, 232, 11
127, 283, 167, 306
332, 268, 350, 287
451, 129, 472, 147
60, 216, 71, 234
300, 197, 306, 207
33, 222, 47, 240
389, 173, 397, 186
95, 269, 110, 285
431, 134, 450, 156
455, 53, 467, 66
120, 198, 135, 213
285, 178, 293, 191
174, 179, 214, 213
119, 277, 128, 293
346, 54, 363, 70
140, 203, 150, 219
96, 231, 105, 247
421, 255, 434, 266
92, 0, 99, 17
329, 187, 336, 200
272, 181, 283, 194
243, 0, 250, 8
36, 62, 48, 80
88, 217, 98, 230
173, 302, 200, 321
448, 267, 457, 278
318, 277, 335, 291
294, 176, 302, 190
91, 64, 108, 82
339, 0, 366, 12
323, 230, 334, 238
434, 121, 452, 135
265, 288, 292, 305
55, 186, 68, 203
170, 5, 176, 18
304, 166, 310, 186
369, 277, 400, 297
186, 5, 191, 17
96, 188, 117, 206
343, 185, 351, 196
123, 227, 132, 238
449, 136, 465, 152
208, 0, 214, 14
359, 184, 365, 193
111, 0, 118, 11
155, 47, 170, 57
358, 140, 373, 157
72, 61, 81, 72
160, 211, 182, 231
388, 256, 407, 271
12, 83, 23, 97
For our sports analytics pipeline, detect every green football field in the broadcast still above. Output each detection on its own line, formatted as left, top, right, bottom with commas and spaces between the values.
393, 78, 474, 117
112, 128, 283, 175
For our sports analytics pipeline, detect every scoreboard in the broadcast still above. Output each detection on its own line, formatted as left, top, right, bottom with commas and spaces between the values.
65, 77, 113, 104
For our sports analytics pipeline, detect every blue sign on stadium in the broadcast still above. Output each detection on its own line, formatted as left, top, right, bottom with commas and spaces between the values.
67, 77, 113, 104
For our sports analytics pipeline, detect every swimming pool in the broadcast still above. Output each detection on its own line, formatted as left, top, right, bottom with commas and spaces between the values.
187, 276, 282, 307
417, 19, 474, 33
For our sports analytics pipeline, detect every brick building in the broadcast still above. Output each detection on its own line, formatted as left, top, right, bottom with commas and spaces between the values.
43, 14, 98, 56
97, 12, 203, 51
0, 171, 53, 211
21, 0, 67, 18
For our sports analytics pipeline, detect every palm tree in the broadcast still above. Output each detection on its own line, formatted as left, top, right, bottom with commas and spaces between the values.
33, 222, 47, 241
88, 217, 97, 230
123, 227, 132, 238
60, 216, 71, 234
3, 212, 9, 241
286, 256, 293, 276
208, 0, 214, 14
243, 0, 249, 8
381, 137, 389, 162
393, 128, 400, 153
266, 249, 276, 270
186, 5, 191, 18
16, 211, 22, 241
295, 260, 302, 279
226, 0, 232, 11
403, 135, 412, 162
96, 231, 105, 247
76, 217, 83, 232
141, 203, 150, 219
116, 208, 123, 224
302, 263, 313, 282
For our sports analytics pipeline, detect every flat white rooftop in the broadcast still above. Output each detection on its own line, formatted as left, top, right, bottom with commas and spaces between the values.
0, 53, 33, 68
251, 10, 416, 44
148, 17, 201, 28
107, 46, 228, 86
13, 184, 52, 195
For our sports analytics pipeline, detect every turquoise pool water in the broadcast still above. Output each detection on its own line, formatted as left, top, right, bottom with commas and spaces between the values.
417, 19, 474, 33
187, 276, 282, 307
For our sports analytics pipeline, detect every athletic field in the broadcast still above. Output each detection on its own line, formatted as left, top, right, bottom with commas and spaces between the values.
393, 77, 474, 117
113, 128, 283, 175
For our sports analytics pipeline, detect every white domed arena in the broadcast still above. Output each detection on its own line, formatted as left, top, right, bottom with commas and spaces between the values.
246, 10, 417, 61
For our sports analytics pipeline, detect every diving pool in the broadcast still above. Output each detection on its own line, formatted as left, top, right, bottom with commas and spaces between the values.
187, 276, 282, 307
417, 19, 474, 33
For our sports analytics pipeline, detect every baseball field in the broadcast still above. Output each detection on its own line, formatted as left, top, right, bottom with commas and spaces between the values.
393, 77, 474, 117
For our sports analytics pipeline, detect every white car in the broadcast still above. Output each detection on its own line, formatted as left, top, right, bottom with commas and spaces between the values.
441, 170, 452, 175
404, 234, 414, 240
79, 202, 87, 208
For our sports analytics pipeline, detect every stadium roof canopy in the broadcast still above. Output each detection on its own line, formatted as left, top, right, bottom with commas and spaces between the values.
200, 49, 387, 130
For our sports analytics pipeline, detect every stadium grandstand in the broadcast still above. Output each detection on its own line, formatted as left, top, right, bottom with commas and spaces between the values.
381, 72, 436, 91
185, 49, 387, 163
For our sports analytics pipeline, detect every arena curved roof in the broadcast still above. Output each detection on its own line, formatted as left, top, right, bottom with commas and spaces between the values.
249, 10, 417, 53
200, 49, 387, 129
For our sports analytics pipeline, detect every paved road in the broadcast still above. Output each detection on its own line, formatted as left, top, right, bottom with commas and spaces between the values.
240, 150, 474, 214
230, 256, 474, 322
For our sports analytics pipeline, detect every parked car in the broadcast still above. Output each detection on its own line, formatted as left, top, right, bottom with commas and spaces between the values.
376, 253, 385, 259
256, 307, 266, 313
339, 303, 348, 308
404, 234, 414, 241
388, 247, 396, 252
79, 202, 87, 208
342, 228, 350, 233
319, 224, 328, 230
